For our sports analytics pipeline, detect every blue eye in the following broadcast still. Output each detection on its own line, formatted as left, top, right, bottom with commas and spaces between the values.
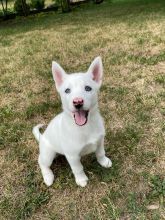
65, 88, 71, 94
85, 86, 92, 92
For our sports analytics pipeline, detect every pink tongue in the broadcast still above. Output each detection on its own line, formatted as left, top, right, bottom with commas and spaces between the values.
74, 110, 87, 126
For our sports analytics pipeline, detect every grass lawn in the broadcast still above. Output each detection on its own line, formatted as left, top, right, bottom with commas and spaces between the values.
0, 0, 165, 219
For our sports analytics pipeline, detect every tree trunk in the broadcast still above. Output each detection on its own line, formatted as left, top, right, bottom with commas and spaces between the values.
61, 0, 71, 13
0, 0, 6, 15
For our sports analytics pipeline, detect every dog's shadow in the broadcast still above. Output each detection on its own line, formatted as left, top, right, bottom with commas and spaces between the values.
51, 152, 120, 184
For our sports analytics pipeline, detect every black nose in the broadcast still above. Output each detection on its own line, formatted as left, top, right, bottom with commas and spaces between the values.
75, 104, 83, 109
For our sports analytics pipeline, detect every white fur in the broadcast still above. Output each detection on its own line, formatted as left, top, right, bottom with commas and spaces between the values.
33, 57, 112, 187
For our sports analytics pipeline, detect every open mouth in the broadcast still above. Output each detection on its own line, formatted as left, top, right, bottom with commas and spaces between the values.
73, 110, 89, 126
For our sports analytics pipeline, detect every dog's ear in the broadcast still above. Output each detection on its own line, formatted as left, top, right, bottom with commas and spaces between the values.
87, 56, 103, 86
52, 61, 67, 90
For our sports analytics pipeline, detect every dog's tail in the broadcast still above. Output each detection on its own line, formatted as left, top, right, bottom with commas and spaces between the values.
32, 124, 44, 142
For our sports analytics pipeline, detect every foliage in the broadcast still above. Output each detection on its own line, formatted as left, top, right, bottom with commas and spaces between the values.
0, 0, 11, 17
14, 0, 30, 15
93, 0, 104, 4
52, 0, 60, 7
61, 0, 70, 12
31, 0, 45, 10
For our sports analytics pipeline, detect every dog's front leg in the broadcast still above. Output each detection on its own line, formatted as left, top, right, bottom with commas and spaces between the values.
96, 137, 112, 168
66, 155, 88, 187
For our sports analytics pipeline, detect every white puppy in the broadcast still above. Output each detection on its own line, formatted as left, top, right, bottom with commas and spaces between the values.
33, 57, 112, 187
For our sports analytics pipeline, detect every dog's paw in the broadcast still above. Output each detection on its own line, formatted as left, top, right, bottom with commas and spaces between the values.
76, 179, 88, 187
75, 174, 88, 187
43, 171, 54, 187
98, 156, 112, 168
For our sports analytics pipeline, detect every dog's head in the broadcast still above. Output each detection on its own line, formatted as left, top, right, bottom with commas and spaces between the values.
52, 57, 103, 126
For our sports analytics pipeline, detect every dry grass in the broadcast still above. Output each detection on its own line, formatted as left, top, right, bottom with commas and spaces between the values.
0, 0, 165, 219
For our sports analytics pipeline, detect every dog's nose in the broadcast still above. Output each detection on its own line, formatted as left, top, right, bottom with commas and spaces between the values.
73, 98, 84, 109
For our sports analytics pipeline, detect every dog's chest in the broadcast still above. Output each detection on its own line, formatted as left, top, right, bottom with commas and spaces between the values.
80, 142, 97, 156
80, 134, 101, 156
78, 120, 104, 156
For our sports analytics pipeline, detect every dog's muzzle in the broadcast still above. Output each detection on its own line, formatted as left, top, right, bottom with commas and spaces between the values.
73, 110, 89, 126
72, 98, 89, 126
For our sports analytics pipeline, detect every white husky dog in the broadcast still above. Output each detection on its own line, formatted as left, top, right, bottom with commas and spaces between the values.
33, 57, 112, 187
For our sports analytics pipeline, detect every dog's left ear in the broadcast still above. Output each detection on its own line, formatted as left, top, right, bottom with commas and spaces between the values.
87, 56, 103, 86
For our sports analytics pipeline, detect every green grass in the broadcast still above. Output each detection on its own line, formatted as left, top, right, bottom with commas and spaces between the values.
0, 0, 165, 219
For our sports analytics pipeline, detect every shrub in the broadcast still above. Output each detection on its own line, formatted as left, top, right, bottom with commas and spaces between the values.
14, 0, 30, 16
93, 0, 104, 4
31, 0, 45, 10
52, 0, 60, 7
60, 0, 70, 12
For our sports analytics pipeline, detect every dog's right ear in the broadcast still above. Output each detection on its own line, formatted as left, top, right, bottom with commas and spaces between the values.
52, 61, 67, 90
